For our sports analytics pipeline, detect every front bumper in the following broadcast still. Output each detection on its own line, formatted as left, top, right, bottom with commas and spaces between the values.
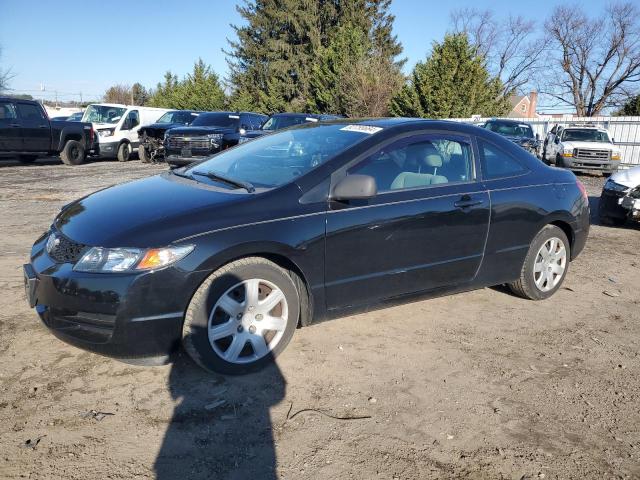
165, 146, 221, 165
25, 233, 209, 359
562, 157, 620, 173
93, 140, 118, 159
599, 189, 629, 220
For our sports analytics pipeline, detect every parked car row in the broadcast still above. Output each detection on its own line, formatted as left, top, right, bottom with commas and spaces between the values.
478, 118, 623, 177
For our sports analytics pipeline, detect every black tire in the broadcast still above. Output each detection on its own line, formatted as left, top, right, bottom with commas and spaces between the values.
117, 142, 131, 162
60, 140, 86, 165
508, 225, 570, 300
556, 154, 565, 168
139, 143, 151, 163
18, 155, 38, 164
182, 257, 300, 375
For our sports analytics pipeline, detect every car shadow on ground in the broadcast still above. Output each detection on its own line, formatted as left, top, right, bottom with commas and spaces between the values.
154, 353, 284, 480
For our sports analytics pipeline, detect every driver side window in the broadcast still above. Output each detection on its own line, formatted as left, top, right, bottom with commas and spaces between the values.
347, 136, 474, 193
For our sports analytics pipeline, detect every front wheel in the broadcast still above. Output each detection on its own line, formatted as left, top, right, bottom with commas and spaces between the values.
139, 143, 151, 163
508, 225, 570, 300
117, 142, 131, 162
182, 257, 300, 375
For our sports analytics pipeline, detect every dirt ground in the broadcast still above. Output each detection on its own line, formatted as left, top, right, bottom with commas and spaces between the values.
0, 156, 639, 480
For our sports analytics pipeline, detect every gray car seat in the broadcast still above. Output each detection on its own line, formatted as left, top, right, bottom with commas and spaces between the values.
391, 148, 448, 189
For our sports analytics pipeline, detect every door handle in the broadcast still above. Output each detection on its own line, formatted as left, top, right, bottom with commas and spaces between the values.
454, 195, 483, 209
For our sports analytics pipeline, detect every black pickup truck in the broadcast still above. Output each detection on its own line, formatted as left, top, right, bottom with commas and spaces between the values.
0, 97, 94, 165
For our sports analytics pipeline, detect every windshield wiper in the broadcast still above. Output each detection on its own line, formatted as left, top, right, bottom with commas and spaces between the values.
192, 170, 255, 193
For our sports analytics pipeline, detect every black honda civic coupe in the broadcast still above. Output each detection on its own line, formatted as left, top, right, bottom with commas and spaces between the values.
24, 119, 589, 374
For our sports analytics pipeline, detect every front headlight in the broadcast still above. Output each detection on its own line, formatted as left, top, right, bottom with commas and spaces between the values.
74, 245, 194, 273
98, 129, 115, 137
611, 151, 621, 161
562, 147, 573, 157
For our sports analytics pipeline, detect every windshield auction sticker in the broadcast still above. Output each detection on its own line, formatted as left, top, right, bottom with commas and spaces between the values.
340, 125, 383, 134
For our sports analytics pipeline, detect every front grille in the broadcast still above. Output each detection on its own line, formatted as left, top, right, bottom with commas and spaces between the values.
46, 231, 87, 263
574, 148, 610, 161
167, 136, 211, 149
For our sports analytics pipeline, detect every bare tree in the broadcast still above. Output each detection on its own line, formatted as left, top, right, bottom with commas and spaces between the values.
543, 2, 640, 116
450, 8, 547, 97
103, 84, 133, 105
0, 46, 14, 93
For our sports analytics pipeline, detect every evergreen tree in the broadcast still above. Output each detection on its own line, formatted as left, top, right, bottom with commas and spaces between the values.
308, 23, 402, 116
131, 83, 149, 106
390, 34, 509, 118
616, 94, 640, 116
226, 0, 403, 112
150, 60, 226, 111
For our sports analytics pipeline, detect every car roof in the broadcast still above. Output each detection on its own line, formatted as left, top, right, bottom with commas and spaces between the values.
486, 118, 532, 125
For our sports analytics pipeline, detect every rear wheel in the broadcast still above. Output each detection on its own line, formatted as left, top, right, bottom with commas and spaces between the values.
60, 140, 85, 165
182, 257, 300, 375
117, 142, 131, 162
508, 225, 570, 300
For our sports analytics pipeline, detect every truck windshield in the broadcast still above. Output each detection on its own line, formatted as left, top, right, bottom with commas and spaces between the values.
83, 105, 127, 124
562, 129, 610, 143
485, 121, 534, 138
191, 113, 239, 128
183, 123, 380, 189
157, 111, 199, 125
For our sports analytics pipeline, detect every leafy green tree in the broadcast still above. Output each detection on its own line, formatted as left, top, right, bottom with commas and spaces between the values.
616, 94, 640, 116
390, 34, 509, 118
150, 59, 225, 111
226, 0, 403, 112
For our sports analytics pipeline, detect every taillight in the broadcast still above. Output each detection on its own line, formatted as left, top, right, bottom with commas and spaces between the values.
576, 180, 588, 201
90, 128, 95, 144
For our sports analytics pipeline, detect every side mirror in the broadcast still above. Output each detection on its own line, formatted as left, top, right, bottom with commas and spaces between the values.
554, 137, 560, 144
332, 175, 377, 201
535, 133, 540, 141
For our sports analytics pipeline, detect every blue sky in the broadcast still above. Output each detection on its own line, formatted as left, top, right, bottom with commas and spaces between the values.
0, 0, 606, 104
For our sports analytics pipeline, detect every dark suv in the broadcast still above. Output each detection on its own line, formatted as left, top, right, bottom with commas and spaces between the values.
0, 97, 95, 165
483, 119, 540, 156
238, 113, 342, 144
138, 110, 201, 163
164, 111, 267, 166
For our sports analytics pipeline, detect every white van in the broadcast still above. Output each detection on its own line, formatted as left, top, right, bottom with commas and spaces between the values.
82, 104, 169, 161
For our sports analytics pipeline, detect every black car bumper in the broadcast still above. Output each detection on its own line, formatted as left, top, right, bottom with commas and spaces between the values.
25, 234, 209, 360
599, 189, 628, 220
164, 146, 222, 165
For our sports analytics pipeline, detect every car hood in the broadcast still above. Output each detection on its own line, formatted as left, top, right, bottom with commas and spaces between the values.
54, 173, 251, 248
561, 141, 617, 151
609, 166, 640, 188
167, 126, 236, 136
141, 122, 184, 132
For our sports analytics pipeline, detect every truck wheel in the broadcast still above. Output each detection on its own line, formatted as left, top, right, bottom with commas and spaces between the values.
556, 154, 565, 169
117, 142, 131, 162
18, 155, 38, 164
182, 257, 300, 375
60, 140, 86, 166
508, 225, 570, 301
541, 149, 549, 165
139, 144, 151, 163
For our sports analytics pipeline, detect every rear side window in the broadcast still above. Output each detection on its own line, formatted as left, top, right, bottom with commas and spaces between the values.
479, 140, 528, 179
0, 102, 17, 120
16, 103, 46, 123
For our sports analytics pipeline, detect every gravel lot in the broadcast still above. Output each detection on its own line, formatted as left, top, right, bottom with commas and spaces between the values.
0, 156, 639, 479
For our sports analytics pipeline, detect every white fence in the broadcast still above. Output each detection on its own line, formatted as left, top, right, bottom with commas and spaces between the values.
451, 116, 640, 168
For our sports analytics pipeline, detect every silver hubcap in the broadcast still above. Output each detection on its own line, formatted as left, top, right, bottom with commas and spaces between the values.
208, 278, 288, 364
533, 237, 567, 292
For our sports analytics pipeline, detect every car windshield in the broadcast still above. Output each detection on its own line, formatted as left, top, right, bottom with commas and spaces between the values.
156, 111, 198, 125
191, 113, 239, 128
485, 121, 534, 138
562, 129, 610, 143
184, 123, 380, 189
262, 115, 316, 131
82, 105, 127, 124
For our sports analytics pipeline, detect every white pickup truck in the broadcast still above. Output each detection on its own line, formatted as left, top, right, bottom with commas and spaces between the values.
543, 124, 621, 176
